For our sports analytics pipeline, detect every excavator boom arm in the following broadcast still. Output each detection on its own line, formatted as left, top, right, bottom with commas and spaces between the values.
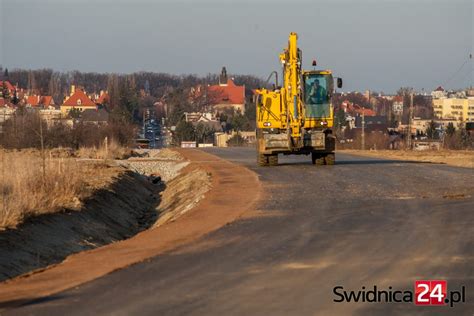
280, 32, 304, 139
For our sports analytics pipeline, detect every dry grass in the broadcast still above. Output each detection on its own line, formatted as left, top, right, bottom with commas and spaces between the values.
77, 139, 132, 160
0, 149, 121, 230
150, 148, 183, 160
129, 148, 184, 161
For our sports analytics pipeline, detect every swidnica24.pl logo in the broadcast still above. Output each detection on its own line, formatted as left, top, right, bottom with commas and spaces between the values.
333, 280, 466, 308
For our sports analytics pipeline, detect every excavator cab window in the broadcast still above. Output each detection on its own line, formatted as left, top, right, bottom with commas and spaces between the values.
303, 74, 332, 118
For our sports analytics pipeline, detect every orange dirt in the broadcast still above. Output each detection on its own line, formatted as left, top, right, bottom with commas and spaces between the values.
0, 149, 261, 309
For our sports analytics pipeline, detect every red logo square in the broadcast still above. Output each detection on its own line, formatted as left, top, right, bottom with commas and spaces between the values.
414, 280, 447, 306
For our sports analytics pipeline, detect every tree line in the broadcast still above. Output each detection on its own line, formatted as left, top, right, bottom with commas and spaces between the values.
1, 66, 267, 148
0, 67, 264, 102
0, 110, 135, 150
0, 66, 265, 124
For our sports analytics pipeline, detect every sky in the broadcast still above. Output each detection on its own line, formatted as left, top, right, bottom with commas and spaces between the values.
1, 0, 473, 93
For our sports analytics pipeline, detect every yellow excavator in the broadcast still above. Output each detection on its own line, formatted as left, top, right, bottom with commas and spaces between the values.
255, 32, 342, 166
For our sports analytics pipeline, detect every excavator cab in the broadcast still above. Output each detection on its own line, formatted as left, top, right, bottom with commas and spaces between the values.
303, 71, 334, 119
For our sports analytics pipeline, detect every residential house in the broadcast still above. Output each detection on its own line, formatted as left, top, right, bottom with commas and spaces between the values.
42, 96, 55, 109
184, 111, 218, 123
26, 95, 55, 109
184, 112, 205, 123
354, 115, 388, 132
435, 118, 463, 130
392, 96, 404, 116
207, 67, 246, 114
95, 91, 109, 107
61, 85, 97, 115
354, 107, 376, 117
431, 86, 446, 99
411, 117, 431, 135
184, 111, 223, 134
341, 100, 376, 117
0, 80, 16, 96
26, 95, 40, 107
431, 87, 474, 123
399, 117, 461, 139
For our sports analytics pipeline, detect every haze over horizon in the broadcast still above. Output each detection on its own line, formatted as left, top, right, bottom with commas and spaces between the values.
1, 0, 473, 93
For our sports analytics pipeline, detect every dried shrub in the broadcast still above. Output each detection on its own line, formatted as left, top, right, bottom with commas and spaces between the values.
0, 111, 136, 150
0, 150, 118, 230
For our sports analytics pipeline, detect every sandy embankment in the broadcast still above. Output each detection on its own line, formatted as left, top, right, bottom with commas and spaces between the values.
0, 149, 261, 309
0, 149, 209, 282
118, 149, 213, 227
340, 149, 474, 168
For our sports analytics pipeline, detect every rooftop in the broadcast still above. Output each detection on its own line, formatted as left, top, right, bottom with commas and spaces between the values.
208, 79, 245, 105
63, 89, 96, 107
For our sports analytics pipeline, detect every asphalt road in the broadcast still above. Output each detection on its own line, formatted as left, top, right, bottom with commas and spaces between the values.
7, 148, 474, 315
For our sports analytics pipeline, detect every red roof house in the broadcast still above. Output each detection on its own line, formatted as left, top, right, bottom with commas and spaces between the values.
342, 100, 376, 116
26, 95, 55, 108
96, 91, 109, 105
61, 86, 96, 113
393, 96, 403, 103
208, 79, 245, 113
354, 107, 376, 116
42, 96, 54, 107
26, 95, 40, 107
63, 89, 96, 107
0, 81, 16, 94
0, 81, 16, 103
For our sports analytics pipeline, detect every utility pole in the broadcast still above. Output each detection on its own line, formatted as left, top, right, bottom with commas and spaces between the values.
361, 110, 365, 150
407, 92, 413, 149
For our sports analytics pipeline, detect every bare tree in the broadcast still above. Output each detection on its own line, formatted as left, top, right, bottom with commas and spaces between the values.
107, 74, 120, 110
27, 70, 37, 94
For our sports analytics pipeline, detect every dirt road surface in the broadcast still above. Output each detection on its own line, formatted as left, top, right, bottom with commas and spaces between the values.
4, 148, 473, 316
